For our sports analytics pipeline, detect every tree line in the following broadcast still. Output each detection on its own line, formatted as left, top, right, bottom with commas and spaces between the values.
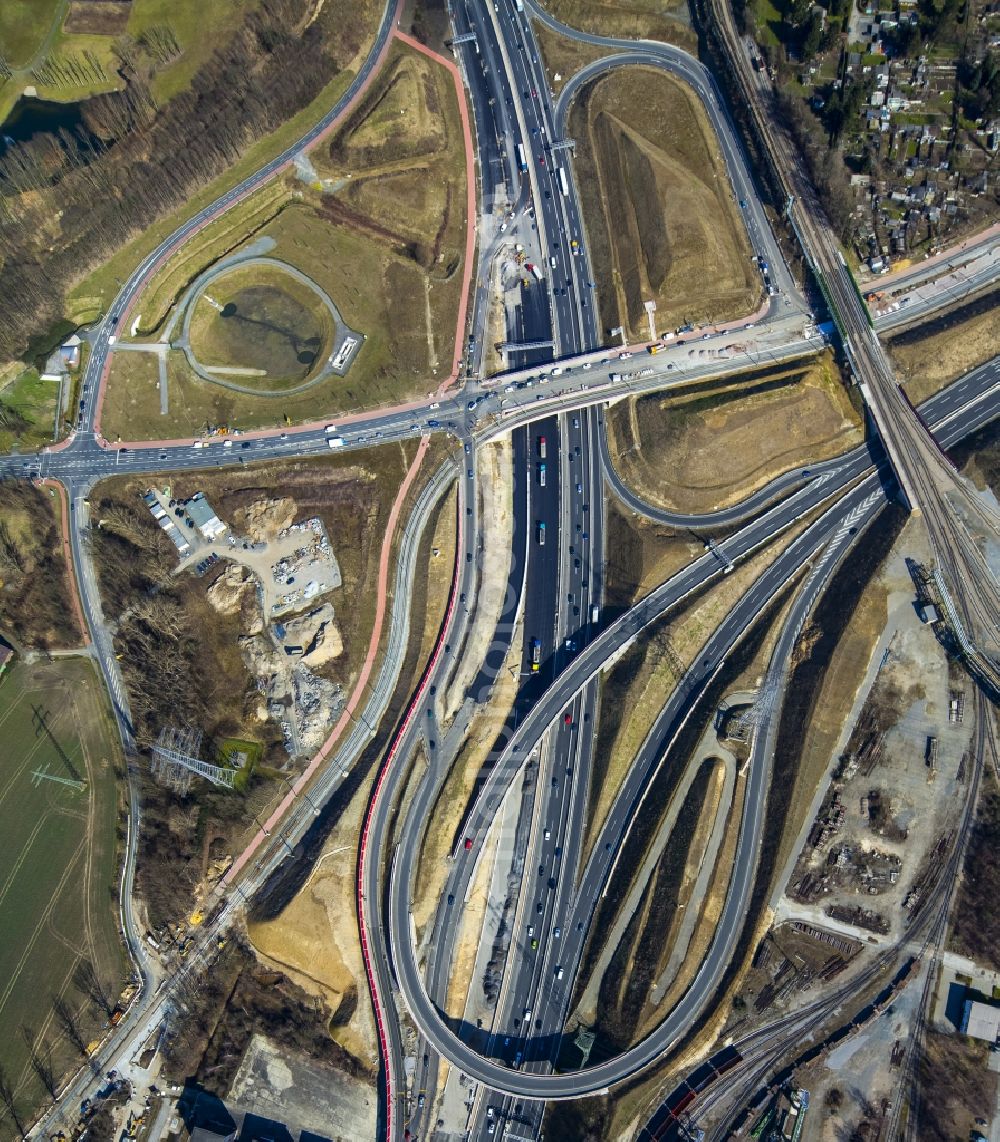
0, 0, 371, 369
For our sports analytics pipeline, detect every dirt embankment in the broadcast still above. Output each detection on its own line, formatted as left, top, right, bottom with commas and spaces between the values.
570, 65, 759, 341
606, 354, 861, 516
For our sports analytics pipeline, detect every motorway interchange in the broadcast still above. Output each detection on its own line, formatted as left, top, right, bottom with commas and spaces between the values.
7, 1, 1000, 1141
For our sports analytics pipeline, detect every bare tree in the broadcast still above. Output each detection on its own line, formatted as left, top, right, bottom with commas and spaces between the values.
51, 995, 89, 1059
0, 1063, 28, 1139
74, 959, 115, 1019
20, 1026, 59, 1100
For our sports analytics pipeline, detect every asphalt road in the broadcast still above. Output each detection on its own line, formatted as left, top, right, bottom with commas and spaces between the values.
379, 369, 997, 1100
599, 358, 1000, 530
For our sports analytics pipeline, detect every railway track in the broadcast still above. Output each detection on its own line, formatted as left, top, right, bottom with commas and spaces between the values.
636, 674, 993, 1141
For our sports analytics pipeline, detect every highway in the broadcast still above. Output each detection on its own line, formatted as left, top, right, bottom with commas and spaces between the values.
8, 0, 998, 1134
370, 367, 997, 1100
698, 0, 1000, 689
600, 358, 1000, 530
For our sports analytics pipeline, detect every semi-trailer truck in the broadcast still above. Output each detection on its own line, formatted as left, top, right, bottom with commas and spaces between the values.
537, 521, 546, 545
538, 462, 546, 486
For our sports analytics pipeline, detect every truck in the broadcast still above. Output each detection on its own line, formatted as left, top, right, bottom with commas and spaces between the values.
530, 639, 541, 672
515, 0, 524, 10
557, 167, 569, 197
324, 424, 339, 435
516, 142, 527, 172
647, 343, 666, 355
526, 262, 543, 282
537, 521, 546, 545
537, 435, 547, 459
327, 436, 345, 449
591, 603, 600, 623
538, 462, 546, 486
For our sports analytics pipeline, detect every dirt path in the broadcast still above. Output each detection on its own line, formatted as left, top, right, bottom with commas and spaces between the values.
443, 439, 514, 723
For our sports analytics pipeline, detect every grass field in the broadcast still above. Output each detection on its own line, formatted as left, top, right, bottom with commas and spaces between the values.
101, 38, 469, 441
0, 0, 63, 68
542, 0, 694, 41
569, 66, 759, 340
62, 0, 382, 329
888, 286, 1000, 404
0, 0, 261, 122
0, 657, 124, 1135
534, 6, 696, 77
605, 353, 862, 515
186, 264, 335, 388
0, 367, 60, 453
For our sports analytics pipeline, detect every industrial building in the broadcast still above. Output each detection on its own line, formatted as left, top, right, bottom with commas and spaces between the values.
186, 493, 227, 541
961, 998, 1000, 1045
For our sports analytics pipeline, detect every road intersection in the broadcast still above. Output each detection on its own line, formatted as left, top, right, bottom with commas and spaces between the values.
6, 2, 999, 1140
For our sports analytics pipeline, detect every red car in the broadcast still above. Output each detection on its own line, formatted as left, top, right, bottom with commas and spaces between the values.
464, 837, 474, 850
563, 712, 572, 727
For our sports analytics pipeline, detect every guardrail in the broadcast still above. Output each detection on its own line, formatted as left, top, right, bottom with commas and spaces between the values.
357, 487, 465, 1142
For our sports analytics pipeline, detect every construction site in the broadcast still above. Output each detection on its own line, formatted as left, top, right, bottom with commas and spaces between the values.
140, 488, 346, 769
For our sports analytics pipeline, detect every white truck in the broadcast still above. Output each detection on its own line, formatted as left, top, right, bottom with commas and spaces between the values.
327, 436, 345, 449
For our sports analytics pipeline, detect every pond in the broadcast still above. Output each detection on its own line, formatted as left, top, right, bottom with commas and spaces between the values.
1, 95, 95, 152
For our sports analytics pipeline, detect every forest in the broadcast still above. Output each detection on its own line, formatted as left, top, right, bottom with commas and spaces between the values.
0, 0, 372, 367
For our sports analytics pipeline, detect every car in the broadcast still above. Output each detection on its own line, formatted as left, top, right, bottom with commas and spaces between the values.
417, 1095, 425, 1108
468, 469, 474, 479
459, 592, 466, 603
739, 198, 747, 208
548, 876, 557, 889
544, 190, 551, 199
241, 441, 251, 449
536, 901, 543, 913
564, 712, 572, 726
572, 417, 579, 428
464, 837, 473, 850
464, 442, 471, 453
576, 483, 582, 493
448, 894, 455, 905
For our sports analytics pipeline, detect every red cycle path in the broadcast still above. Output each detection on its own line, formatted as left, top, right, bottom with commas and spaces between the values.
222, 24, 479, 882
224, 432, 430, 882
88, 16, 477, 449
